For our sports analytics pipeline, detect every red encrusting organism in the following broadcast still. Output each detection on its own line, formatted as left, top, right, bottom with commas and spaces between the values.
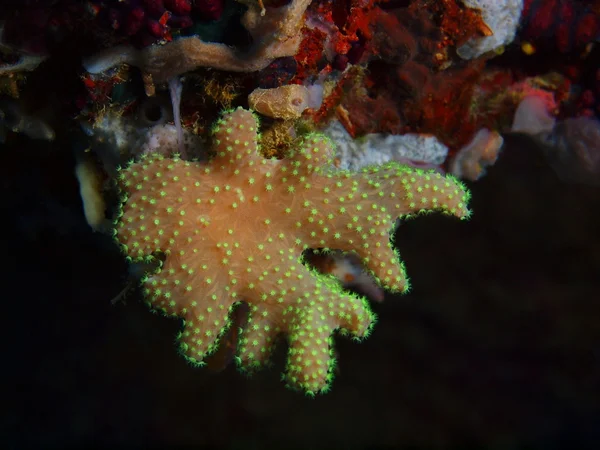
520, 0, 600, 54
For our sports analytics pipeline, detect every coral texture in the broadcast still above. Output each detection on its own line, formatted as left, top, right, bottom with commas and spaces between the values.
113, 108, 470, 394
248, 85, 312, 120
449, 128, 503, 181
457, 0, 524, 59
333, 2, 490, 148
84, 0, 312, 81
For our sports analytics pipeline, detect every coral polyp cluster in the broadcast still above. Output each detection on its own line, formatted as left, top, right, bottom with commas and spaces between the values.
113, 108, 470, 394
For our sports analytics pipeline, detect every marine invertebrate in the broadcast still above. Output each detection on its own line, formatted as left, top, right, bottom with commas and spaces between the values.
323, 119, 448, 171
199, 74, 241, 108
332, 1, 491, 147
511, 95, 556, 135
449, 128, 503, 181
259, 119, 296, 159
84, 0, 313, 81
248, 84, 317, 119
113, 107, 470, 394
457, 0, 524, 59
75, 152, 108, 232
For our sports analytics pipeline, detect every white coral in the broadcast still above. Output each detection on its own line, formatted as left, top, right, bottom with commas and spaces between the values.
323, 120, 448, 171
458, 0, 524, 59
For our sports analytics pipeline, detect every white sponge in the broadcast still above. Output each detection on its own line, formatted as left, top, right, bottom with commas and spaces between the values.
458, 0, 524, 59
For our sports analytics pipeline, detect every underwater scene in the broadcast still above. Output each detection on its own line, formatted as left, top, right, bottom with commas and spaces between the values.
2, 0, 599, 448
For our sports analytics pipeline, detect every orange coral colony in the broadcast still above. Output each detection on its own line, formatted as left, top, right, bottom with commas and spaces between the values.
113, 108, 470, 395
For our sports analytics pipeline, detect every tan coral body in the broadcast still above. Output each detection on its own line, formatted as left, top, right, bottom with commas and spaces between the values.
248, 85, 311, 119
115, 108, 469, 393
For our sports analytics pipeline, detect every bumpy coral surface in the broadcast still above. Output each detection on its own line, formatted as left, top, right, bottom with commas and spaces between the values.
114, 108, 470, 394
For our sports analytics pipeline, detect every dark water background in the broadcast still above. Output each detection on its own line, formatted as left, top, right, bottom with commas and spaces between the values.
2, 133, 599, 449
